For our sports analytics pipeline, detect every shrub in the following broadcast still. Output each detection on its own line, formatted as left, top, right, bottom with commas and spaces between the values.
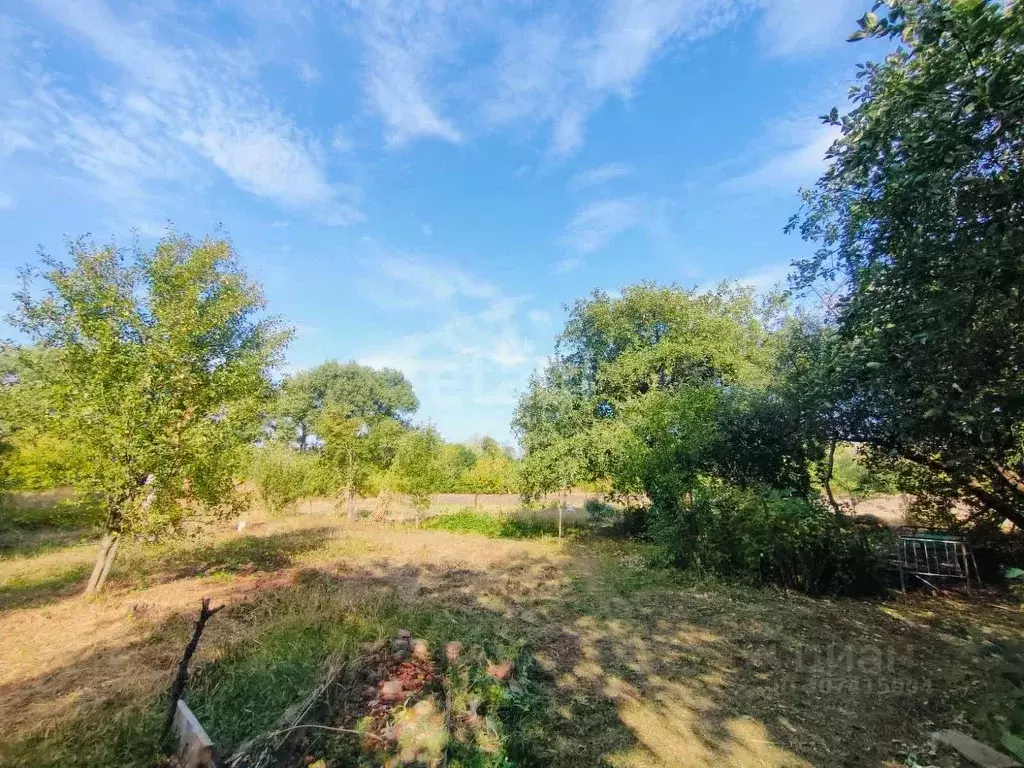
583, 498, 615, 523
649, 481, 894, 596
247, 445, 337, 513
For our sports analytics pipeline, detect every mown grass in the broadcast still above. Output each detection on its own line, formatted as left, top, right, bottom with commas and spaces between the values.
421, 509, 565, 539
0, 563, 92, 610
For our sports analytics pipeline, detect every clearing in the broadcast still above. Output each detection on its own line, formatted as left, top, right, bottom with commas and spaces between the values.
0, 509, 1021, 767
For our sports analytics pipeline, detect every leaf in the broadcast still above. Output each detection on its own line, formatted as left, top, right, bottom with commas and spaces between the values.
1001, 731, 1024, 761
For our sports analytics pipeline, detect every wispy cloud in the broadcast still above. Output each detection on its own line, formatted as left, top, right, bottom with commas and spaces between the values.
569, 162, 632, 190
487, 0, 746, 155
722, 121, 839, 192
357, 252, 541, 437
343, 0, 464, 147
370, 253, 500, 309
758, 0, 863, 57
3, 0, 360, 224
562, 197, 645, 253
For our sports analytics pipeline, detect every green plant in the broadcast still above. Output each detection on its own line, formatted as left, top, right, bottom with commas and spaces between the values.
583, 498, 615, 523
789, 0, 1024, 528
649, 481, 893, 596
247, 444, 336, 514
8, 232, 290, 593
421, 509, 560, 539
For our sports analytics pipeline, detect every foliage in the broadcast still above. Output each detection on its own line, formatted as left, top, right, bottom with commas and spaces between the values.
458, 451, 518, 496
421, 509, 561, 538
275, 361, 418, 447
7, 233, 289, 540
824, 443, 900, 501
513, 283, 813, 506
648, 480, 894, 596
247, 444, 336, 513
389, 427, 448, 512
314, 406, 405, 512
789, 0, 1024, 527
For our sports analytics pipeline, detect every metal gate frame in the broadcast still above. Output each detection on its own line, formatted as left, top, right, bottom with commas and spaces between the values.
892, 532, 980, 591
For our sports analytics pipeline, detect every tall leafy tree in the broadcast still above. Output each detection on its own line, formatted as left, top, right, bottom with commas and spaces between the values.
276, 361, 418, 447
514, 283, 801, 513
789, 0, 1024, 526
9, 234, 290, 594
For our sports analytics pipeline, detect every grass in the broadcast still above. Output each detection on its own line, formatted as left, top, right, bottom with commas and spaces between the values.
0, 571, 551, 767
1, 508, 1023, 767
421, 508, 566, 539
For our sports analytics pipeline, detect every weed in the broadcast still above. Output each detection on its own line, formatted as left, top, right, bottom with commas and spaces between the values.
421, 509, 562, 539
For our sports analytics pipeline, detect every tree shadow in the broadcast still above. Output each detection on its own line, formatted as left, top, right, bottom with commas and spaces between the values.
122, 526, 339, 584
0, 563, 92, 610
0, 527, 338, 613
0, 531, 1020, 767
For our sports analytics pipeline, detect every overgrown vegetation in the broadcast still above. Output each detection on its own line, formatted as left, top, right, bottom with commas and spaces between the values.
421, 509, 561, 539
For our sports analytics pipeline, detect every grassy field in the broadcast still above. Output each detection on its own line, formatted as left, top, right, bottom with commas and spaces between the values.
0, 506, 1022, 767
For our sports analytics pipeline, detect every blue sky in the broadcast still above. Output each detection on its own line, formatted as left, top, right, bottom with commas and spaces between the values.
0, 0, 884, 443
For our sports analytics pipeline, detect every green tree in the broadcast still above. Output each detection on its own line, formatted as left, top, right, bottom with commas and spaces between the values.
315, 407, 405, 521
789, 0, 1024, 526
514, 283, 797, 508
9, 234, 289, 594
275, 361, 418, 447
459, 450, 517, 503
389, 427, 447, 524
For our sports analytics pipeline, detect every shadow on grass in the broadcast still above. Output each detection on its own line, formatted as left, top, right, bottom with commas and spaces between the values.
0, 527, 338, 612
0, 563, 92, 610
108, 526, 339, 591
1, 534, 1022, 768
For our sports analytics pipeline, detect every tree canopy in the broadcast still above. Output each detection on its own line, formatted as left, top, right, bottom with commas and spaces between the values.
8, 234, 289, 592
275, 361, 418, 446
789, 0, 1024, 526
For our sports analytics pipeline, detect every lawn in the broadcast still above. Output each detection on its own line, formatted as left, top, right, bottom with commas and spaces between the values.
0, 508, 1021, 767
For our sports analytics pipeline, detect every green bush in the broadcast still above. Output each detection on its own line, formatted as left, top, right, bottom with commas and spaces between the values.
649, 481, 894, 596
247, 445, 337, 513
583, 498, 615, 523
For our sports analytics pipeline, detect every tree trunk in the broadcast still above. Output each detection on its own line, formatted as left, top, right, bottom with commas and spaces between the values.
84, 532, 120, 596
474, 493, 479, 509
347, 486, 355, 524
823, 438, 842, 516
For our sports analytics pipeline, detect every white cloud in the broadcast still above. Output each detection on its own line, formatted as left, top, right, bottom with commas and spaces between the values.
4, 0, 360, 224
0, 190, 13, 210
569, 162, 632, 190
554, 256, 583, 274
373, 254, 499, 308
758, 0, 863, 57
296, 61, 321, 83
723, 122, 839, 192
344, 0, 464, 147
562, 197, 644, 253
331, 126, 355, 153
699, 262, 792, 294
527, 308, 552, 325
487, 0, 746, 156
358, 254, 539, 438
